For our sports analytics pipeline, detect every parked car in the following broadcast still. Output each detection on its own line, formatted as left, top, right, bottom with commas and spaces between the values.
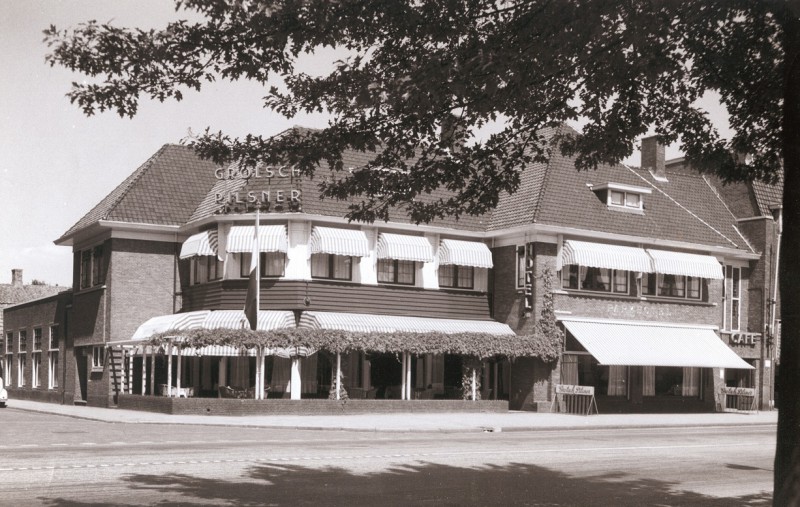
0, 378, 7, 407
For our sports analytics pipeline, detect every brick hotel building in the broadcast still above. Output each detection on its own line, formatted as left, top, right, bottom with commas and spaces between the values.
1, 128, 780, 413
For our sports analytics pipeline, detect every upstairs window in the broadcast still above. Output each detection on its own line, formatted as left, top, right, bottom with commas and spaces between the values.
591, 183, 651, 213
311, 254, 352, 281
192, 256, 223, 284
378, 259, 415, 285
562, 265, 629, 295
18, 330, 27, 353
33, 328, 42, 352
642, 274, 703, 301
91, 346, 104, 371
239, 252, 286, 278
80, 244, 105, 289
439, 265, 474, 289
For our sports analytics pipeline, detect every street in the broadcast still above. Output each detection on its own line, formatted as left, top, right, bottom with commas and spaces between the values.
0, 409, 774, 506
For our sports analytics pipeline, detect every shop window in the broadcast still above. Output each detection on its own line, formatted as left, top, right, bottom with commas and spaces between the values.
377, 259, 415, 285
92, 346, 104, 372
725, 362, 754, 388
79, 244, 105, 289
438, 265, 474, 289
48, 326, 59, 390
193, 256, 223, 284
654, 366, 684, 396
561, 265, 629, 295
239, 252, 286, 278
643, 273, 704, 301
31, 353, 41, 388
311, 254, 352, 281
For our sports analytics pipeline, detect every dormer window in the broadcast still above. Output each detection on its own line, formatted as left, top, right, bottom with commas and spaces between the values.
591, 183, 651, 213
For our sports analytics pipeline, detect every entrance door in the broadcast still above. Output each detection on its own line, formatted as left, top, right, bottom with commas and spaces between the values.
76, 349, 88, 402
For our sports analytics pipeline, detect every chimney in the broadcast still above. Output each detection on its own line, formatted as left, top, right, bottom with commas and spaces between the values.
11, 268, 22, 287
641, 136, 667, 182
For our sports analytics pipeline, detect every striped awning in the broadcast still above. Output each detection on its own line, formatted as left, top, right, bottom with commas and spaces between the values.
227, 225, 287, 253
647, 249, 724, 280
562, 240, 653, 273
561, 317, 753, 369
438, 239, 493, 268
179, 231, 220, 260
376, 233, 434, 262
299, 311, 514, 336
310, 226, 369, 257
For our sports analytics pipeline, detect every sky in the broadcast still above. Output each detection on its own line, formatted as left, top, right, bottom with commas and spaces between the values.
0, 1, 731, 287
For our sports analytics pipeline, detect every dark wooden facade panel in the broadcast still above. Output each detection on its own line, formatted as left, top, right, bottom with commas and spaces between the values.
181, 280, 491, 320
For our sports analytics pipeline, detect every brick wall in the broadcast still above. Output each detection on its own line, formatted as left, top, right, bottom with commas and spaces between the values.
117, 395, 509, 415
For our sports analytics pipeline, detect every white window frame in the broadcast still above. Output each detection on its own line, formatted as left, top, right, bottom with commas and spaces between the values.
438, 264, 475, 289
561, 265, 629, 295
310, 253, 353, 281
79, 244, 106, 290
17, 353, 25, 387
31, 352, 41, 389
726, 266, 741, 332
91, 346, 105, 372
33, 327, 42, 352
377, 258, 416, 285
48, 326, 59, 390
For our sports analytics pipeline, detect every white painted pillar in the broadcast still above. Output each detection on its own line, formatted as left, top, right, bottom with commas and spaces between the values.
362, 353, 371, 389
141, 347, 147, 395
335, 352, 341, 400
406, 354, 413, 399
259, 352, 266, 399
127, 349, 133, 394
471, 368, 477, 401
482, 362, 490, 399
167, 344, 173, 397
176, 346, 182, 393
493, 362, 499, 400
218, 357, 227, 392
149, 351, 155, 397
290, 358, 301, 400
401, 353, 407, 400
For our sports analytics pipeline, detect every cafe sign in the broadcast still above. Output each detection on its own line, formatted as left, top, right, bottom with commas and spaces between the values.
214, 164, 302, 206
555, 384, 595, 396
720, 387, 755, 396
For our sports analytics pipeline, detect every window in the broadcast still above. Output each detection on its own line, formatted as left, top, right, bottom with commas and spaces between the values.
516, 246, 526, 288
19, 330, 27, 353
4, 332, 11, 387
48, 326, 59, 390
643, 273, 703, 301
311, 254, 353, 280
80, 244, 105, 289
439, 265, 474, 289
18, 354, 25, 387
192, 256, 223, 284
32, 352, 40, 388
239, 252, 286, 278
4, 332, 10, 354
725, 266, 741, 331
92, 346, 104, 371
561, 265, 629, 294
33, 328, 42, 352
378, 259, 415, 285
607, 189, 643, 210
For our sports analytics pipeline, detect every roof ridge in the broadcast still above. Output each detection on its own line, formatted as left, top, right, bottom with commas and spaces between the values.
622, 164, 740, 249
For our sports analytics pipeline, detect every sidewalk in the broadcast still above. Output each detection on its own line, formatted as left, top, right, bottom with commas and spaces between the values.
6, 399, 778, 433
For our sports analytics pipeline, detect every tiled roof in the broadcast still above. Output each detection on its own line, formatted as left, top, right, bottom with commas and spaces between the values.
490, 126, 750, 251
60, 145, 219, 240
0, 284, 68, 307
752, 172, 783, 216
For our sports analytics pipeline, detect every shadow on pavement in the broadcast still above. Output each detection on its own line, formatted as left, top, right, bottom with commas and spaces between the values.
38, 461, 772, 506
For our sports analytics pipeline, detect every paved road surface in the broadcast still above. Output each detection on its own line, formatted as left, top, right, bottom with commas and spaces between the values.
0, 409, 774, 506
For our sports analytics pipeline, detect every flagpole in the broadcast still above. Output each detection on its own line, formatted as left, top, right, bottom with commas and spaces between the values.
255, 206, 261, 399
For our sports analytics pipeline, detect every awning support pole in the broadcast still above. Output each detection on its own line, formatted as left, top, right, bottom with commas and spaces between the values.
167, 343, 173, 397
256, 347, 264, 400
472, 367, 477, 401
335, 352, 341, 401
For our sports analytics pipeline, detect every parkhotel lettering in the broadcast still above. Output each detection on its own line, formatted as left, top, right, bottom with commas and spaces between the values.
214, 164, 302, 205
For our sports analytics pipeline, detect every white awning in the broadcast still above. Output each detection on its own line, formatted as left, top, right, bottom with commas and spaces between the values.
647, 249, 723, 280
376, 233, 434, 262
299, 311, 514, 336
562, 240, 653, 273
309, 226, 369, 257
561, 317, 753, 369
179, 231, 220, 259
131, 311, 211, 340
438, 239, 493, 268
227, 225, 287, 253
